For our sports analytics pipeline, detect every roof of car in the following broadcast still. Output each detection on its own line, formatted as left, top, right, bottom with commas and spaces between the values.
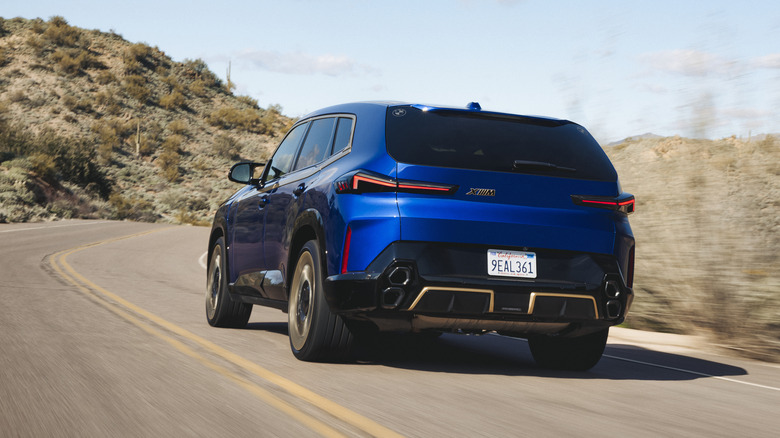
300, 101, 569, 125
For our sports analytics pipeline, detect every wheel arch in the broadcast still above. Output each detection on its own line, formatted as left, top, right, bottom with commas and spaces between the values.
287, 209, 327, 298
207, 223, 226, 272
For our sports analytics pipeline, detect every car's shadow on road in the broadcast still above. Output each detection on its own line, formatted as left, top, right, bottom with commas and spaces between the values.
246, 321, 289, 336
243, 322, 747, 381
354, 332, 748, 381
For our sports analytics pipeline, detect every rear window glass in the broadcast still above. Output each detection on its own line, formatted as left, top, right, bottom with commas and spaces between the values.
385, 106, 616, 181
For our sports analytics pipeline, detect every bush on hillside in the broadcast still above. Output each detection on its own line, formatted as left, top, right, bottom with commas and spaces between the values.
42, 16, 82, 48
123, 75, 150, 103
213, 134, 242, 159
159, 90, 185, 109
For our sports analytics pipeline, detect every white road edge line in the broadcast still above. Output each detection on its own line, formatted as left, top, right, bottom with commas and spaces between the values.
602, 354, 780, 392
0, 221, 111, 233
198, 251, 208, 270
488, 333, 780, 392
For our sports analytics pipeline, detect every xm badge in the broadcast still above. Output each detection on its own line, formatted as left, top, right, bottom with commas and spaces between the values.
466, 188, 495, 196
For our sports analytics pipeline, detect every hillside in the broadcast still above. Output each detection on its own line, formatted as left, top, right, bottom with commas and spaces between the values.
606, 135, 779, 360
0, 16, 292, 224
1, 17, 778, 360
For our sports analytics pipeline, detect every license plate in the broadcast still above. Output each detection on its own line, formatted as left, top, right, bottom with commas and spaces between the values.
487, 249, 537, 278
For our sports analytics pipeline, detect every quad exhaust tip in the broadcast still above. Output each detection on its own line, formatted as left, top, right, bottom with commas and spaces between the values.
605, 300, 622, 319
387, 266, 412, 287
381, 287, 406, 309
605, 280, 621, 299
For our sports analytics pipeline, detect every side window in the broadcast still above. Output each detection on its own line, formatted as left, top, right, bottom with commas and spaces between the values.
293, 118, 336, 171
330, 117, 353, 156
267, 122, 308, 181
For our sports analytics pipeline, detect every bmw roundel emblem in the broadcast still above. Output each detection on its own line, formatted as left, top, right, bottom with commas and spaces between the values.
392, 108, 407, 117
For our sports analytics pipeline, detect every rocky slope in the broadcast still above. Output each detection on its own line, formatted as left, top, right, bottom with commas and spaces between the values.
0, 16, 291, 224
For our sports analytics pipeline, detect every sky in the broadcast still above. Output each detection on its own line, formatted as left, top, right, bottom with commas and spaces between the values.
4, 0, 780, 143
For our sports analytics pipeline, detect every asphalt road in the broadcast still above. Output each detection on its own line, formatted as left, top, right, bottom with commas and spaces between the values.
1, 220, 778, 437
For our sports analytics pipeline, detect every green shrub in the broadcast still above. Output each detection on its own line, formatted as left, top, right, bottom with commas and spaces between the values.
159, 90, 185, 109
94, 90, 115, 107
28, 152, 57, 183
213, 134, 242, 159
161, 134, 183, 152
207, 106, 261, 132
157, 148, 180, 182
174, 209, 210, 226
51, 48, 82, 75
109, 193, 157, 222
43, 16, 82, 47
9, 90, 27, 103
62, 94, 93, 113
126, 42, 153, 62
31, 19, 46, 35
0, 47, 8, 67
123, 75, 150, 103
188, 79, 207, 97
123, 43, 155, 73
237, 95, 259, 109
182, 58, 221, 88
137, 134, 154, 156
95, 70, 116, 85
167, 120, 187, 136
0, 123, 112, 199
161, 74, 183, 92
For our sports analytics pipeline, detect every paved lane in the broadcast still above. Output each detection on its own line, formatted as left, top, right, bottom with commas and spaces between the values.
2, 220, 778, 437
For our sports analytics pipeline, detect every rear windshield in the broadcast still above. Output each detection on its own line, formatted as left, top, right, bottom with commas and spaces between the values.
385, 106, 616, 181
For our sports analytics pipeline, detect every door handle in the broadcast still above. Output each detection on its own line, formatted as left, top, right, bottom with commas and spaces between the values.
293, 183, 306, 197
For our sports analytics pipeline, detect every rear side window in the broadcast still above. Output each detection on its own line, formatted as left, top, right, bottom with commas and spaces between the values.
295, 118, 335, 171
267, 122, 308, 180
331, 117, 353, 155
385, 106, 617, 181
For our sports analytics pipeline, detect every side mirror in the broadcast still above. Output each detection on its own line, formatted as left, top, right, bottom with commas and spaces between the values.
228, 162, 265, 185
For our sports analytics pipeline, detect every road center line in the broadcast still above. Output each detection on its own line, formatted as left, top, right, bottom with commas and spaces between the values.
51, 248, 344, 438
51, 228, 404, 438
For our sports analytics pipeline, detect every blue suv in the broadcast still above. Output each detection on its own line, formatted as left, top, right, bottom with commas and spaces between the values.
207, 101, 635, 370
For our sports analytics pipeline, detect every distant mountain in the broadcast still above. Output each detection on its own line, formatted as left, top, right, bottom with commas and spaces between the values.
0, 16, 292, 224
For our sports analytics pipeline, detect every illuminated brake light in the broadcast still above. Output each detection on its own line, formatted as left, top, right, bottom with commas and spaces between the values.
341, 226, 352, 274
397, 182, 452, 192
335, 170, 458, 194
572, 194, 635, 214
352, 174, 396, 191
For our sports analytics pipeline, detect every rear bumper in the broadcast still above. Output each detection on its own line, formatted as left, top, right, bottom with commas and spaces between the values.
323, 241, 633, 335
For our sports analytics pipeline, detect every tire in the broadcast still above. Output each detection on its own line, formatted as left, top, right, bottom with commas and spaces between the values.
288, 240, 353, 362
206, 237, 252, 328
528, 328, 609, 371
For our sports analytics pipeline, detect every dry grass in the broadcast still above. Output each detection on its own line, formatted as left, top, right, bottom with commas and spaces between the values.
0, 16, 286, 225
606, 135, 780, 360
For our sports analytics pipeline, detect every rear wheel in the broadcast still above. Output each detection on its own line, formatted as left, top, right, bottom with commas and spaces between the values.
288, 240, 353, 361
206, 237, 252, 328
528, 328, 609, 371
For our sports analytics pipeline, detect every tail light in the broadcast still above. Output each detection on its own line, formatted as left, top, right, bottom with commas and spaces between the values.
335, 170, 458, 195
340, 226, 352, 274
571, 193, 635, 214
